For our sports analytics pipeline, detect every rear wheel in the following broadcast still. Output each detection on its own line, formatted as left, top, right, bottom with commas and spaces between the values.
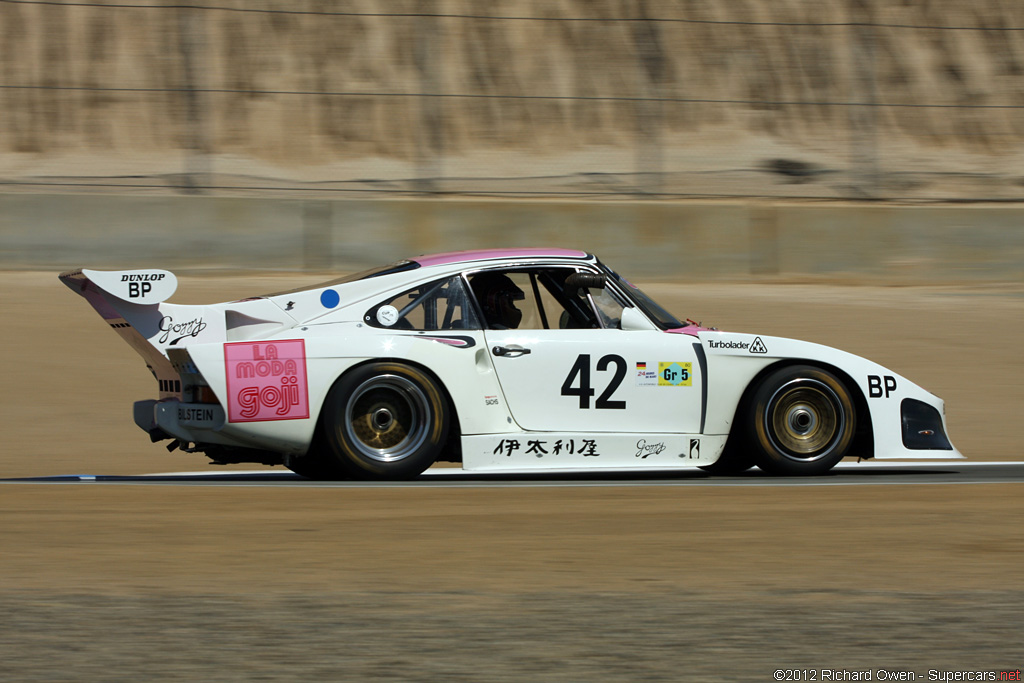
322, 362, 449, 480
746, 365, 855, 476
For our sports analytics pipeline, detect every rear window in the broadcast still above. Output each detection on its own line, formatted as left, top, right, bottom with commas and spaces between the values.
365, 276, 481, 331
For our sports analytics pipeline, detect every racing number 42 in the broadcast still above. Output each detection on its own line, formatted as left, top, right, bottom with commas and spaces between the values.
561, 354, 626, 410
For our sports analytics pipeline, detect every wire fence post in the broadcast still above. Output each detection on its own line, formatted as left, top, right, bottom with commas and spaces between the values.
415, 3, 443, 194
177, 5, 210, 194
3, 4, 1023, 202
849, 0, 879, 199
632, 1, 666, 196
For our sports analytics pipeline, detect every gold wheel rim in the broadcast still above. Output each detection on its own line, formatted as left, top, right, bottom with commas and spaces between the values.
765, 379, 845, 462
344, 374, 430, 463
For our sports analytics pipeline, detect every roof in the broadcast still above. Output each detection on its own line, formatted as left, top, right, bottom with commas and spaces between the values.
412, 248, 590, 268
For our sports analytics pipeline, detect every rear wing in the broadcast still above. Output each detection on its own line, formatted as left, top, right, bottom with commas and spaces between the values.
67, 268, 180, 305
59, 268, 228, 397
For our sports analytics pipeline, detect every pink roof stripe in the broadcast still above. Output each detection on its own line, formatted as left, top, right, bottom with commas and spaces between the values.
413, 248, 589, 268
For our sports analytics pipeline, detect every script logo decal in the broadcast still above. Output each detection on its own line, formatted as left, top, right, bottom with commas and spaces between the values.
158, 316, 208, 346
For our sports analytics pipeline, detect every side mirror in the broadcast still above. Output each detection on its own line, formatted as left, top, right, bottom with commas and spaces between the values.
565, 272, 607, 290
620, 307, 655, 331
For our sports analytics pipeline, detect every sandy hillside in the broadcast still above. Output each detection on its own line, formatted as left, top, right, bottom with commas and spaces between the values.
2, 0, 1022, 198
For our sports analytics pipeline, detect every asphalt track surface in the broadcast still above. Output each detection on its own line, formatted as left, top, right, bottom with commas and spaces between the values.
4, 460, 1023, 488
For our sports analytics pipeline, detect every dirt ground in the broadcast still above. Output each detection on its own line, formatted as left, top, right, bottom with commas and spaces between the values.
2, 272, 1022, 681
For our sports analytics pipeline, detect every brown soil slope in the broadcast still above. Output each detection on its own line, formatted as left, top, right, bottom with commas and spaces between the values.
2, 1, 1022, 198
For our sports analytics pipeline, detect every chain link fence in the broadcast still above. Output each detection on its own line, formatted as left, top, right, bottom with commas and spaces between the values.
1, 0, 1023, 201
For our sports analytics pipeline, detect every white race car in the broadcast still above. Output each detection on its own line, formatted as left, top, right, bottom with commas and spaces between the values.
60, 248, 961, 479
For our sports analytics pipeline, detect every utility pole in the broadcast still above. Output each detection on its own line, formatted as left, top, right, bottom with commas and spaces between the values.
633, 0, 667, 196
849, 0, 879, 198
178, 6, 210, 194
415, 1, 443, 194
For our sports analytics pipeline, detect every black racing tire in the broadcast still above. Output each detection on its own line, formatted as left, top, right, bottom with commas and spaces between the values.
745, 365, 856, 476
286, 452, 349, 480
697, 445, 755, 476
321, 362, 450, 480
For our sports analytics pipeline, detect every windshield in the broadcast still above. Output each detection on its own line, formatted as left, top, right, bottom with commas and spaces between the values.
600, 263, 685, 330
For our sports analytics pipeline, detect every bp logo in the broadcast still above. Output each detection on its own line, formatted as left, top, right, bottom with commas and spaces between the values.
658, 362, 692, 386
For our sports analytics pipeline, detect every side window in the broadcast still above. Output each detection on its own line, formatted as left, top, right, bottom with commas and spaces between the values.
365, 276, 481, 331
544, 270, 599, 330
546, 269, 626, 330
469, 270, 565, 330
467, 268, 625, 330
509, 272, 557, 330
589, 287, 626, 329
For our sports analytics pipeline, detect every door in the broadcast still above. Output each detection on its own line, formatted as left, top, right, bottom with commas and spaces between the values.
487, 328, 703, 434
468, 267, 704, 434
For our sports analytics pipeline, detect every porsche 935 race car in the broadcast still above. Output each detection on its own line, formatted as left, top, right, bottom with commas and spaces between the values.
59, 248, 960, 479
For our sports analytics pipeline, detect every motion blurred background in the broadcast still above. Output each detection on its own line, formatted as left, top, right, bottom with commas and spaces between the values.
2, 0, 1023, 277
3, 5, 1024, 679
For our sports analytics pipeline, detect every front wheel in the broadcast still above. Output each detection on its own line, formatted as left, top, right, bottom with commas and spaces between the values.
746, 365, 855, 476
697, 442, 755, 475
286, 452, 348, 480
321, 362, 450, 480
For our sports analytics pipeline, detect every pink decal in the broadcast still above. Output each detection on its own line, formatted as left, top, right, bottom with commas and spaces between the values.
224, 340, 309, 423
420, 336, 469, 347
664, 325, 719, 337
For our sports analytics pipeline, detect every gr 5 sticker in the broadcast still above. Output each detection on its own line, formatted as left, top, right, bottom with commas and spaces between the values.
658, 362, 692, 386
224, 340, 309, 422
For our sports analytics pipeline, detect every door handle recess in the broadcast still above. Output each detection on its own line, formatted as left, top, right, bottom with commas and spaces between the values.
492, 345, 531, 357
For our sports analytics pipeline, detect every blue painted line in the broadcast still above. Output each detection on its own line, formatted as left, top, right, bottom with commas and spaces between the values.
0, 472, 301, 483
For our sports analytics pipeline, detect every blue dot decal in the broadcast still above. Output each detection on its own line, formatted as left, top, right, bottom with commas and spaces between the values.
320, 289, 340, 308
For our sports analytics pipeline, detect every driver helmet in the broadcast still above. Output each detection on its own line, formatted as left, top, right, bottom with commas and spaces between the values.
470, 272, 525, 329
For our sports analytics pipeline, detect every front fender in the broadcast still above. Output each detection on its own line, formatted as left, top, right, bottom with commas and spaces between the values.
699, 332, 962, 460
